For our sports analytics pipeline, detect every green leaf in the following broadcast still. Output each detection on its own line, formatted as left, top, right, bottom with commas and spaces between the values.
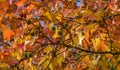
57, 30, 62, 36
24, 52, 32, 58
27, 19, 32, 24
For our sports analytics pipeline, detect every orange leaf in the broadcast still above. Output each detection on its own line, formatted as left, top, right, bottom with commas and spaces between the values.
100, 40, 105, 51
84, 29, 90, 45
1, 24, 15, 41
3, 28, 15, 41
0, 1, 9, 15
14, 0, 26, 7
27, 4, 35, 13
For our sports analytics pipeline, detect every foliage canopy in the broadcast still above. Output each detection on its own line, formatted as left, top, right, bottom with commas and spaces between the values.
0, 0, 120, 70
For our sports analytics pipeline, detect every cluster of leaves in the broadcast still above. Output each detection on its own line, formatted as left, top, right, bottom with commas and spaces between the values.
0, 0, 120, 70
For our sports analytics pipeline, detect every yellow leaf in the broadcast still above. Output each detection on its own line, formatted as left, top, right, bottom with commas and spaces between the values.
52, 29, 59, 39
56, 14, 62, 22
38, 55, 48, 66
0, 63, 8, 70
49, 63, 53, 70
91, 38, 100, 51
45, 11, 52, 21
44, 46, 53, 53
57, 55, 64, 68
83, 7, 93, 15
73, 36, 79, 47
78, 32, 85, 46
77, 17, 85, 23
95, 11, 102, 21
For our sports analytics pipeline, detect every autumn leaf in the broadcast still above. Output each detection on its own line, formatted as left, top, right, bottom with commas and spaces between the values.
0, 63, 8, 70
108, 1, 117, 12
0, 0, 9, 15
52, 29, 59, 39
45, 11, 52, 21
56, 13, 63, 22
27, 4, 35, 13
76, 32, 84, 46
83, 7, 93, 15
1, 24, 15, 41
14, 0, 26, 7
84, 29, 90, 45
100, 40, 110, 51
0, 0, 6, 3
44, 46, 53, 53
3, 29, 15, 41
8, 59, 19, 67
91, 38, 100, 51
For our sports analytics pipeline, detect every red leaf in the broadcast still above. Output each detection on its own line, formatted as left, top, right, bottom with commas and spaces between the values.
8, 59, 19, 67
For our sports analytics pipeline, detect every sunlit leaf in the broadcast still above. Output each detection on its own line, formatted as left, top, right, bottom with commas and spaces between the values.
14, 0, 27, 7
91, 38, 100, 51
0, 63, 8, 70
27, 4, 35, 13
77, 32, 84, 46
52, 29, 59, 39
100, 40, 110, 51
84, 29, 90, 45
56, 55, 64, 68
83, 7, 93, 15
45, 11, 52, 21
56, 13, 62, 22
44, 46, 53, 53
38, 55, 48, 66
1, 24, 15, 41
73, 36, 79, 47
